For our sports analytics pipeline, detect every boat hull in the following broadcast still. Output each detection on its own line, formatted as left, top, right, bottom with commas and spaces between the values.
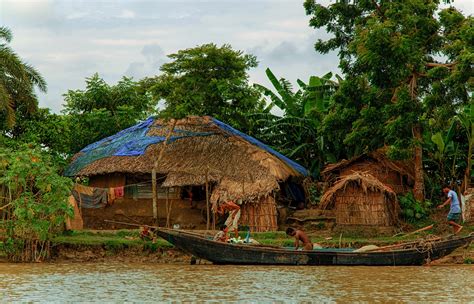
155, 229, 473, 266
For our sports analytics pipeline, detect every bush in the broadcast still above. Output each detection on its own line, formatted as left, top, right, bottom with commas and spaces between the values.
398, 192, 431, 222
0, 145, 73, 261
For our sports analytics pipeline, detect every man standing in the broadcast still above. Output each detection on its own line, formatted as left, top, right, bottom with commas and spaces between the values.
217, 200, 241, 238
437, 186, 463, 234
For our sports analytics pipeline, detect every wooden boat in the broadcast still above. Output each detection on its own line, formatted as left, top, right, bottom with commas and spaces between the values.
155, 228, 473, 266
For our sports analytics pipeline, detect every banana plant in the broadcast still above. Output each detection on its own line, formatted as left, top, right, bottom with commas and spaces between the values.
430, 119, 457, 184
253, 68, 339, 177
455, 104, 473, 191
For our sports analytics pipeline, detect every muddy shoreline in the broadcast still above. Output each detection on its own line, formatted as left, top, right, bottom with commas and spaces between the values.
48, 243, 474, 265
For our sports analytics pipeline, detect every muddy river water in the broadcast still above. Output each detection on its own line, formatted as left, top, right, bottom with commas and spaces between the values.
0, 263, 473, 302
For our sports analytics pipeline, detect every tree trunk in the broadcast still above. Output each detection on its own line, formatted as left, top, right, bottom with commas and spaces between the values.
413, 124, 425, 201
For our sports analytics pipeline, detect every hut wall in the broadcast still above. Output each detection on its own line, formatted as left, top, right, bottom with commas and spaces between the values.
88, 173, 126, 188
81, 175, 207, 229
334, 185, 395, 226
340, 162, 409, 194
81, 198, 207, 229
240, 195, 278, 232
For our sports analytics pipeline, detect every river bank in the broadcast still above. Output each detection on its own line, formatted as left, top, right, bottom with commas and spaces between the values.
1, 228, 472, 264
44, 228, 474, 264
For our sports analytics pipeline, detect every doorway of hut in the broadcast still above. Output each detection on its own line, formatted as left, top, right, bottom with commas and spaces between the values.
280, 181, 307, 210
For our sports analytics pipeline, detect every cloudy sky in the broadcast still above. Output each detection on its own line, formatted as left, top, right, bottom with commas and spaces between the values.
1, 0, 472, 112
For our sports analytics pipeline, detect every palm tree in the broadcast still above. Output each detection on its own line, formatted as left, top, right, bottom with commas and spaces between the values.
0, 26, 46, 128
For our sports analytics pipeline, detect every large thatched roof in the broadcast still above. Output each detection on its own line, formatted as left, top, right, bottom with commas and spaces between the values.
65, 116, 308, 202
321, 148, 415, 182
320, 171, 397, 210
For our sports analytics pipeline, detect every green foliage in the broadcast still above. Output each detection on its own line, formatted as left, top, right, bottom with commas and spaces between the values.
305, 0, 472, 200
62, 73, 157, 154
253, 68, 339, 177
7, 108, 71, 164
398, 193, 431, 222
143, 43, 265, 132
0, 26, 47, 128
0, 145, 73, 261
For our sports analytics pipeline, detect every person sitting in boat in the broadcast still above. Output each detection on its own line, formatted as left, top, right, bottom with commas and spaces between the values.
217, 200, 241, 238
286, 227, 312, 250
213, 224, 229, 242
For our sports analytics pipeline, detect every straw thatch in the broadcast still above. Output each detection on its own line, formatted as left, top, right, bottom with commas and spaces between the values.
320, 172, 399, 227
322, 148, 414, 194
70, 116, 307, 203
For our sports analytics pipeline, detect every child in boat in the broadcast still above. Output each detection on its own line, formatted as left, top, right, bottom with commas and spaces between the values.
213, 224, 229, 242
286, 227, 313, 250
437, 186, 463, 234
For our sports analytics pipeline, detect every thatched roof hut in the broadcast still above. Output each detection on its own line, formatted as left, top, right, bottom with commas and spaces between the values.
65, 116, 308, 231
320, 172, 399, 228
322, 148, 414, 194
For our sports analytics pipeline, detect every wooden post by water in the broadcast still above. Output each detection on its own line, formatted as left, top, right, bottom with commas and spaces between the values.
166, 188, 171, 228
205, 167, 210, 231
152, 168, 157, 225
152, 119, 177, 227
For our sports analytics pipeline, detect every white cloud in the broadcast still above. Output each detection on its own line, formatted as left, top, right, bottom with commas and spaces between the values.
117, 9, 135, 19
1, 0, 471, 113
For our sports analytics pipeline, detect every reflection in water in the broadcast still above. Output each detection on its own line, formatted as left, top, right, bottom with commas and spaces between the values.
0, 263, 473, 302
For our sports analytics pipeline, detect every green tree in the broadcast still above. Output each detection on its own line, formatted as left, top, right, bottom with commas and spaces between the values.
7, 108, 71, 166
0, 26, 46, 128
305, 0, 472, 200
144, 43, 264, 131
62, 73, 157, 154
0, 145, 73, 262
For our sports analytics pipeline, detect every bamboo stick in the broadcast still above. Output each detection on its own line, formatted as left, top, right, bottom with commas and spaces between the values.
206, 167, 210, 231
364, 237, 442, 252
400, 225, 433, 238
152, 119, 177, 227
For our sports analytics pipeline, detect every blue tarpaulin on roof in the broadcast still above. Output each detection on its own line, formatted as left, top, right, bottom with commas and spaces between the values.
64, 116, 309, 177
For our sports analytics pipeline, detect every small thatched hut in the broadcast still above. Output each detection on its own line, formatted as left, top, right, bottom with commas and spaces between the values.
322, 149, 415, 194
320, 172, 399, 229
65, 116, 308, 231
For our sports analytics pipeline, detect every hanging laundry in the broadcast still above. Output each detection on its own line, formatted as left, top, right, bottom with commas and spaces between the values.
108, 188, 116, 205
72, 184, 108, 209
114, 186, 124, 198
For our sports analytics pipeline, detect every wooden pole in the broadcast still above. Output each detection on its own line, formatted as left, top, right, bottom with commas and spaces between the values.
166, 188, 170, 228
401, 225, 433, 238
152, 119, 177, 227
364, 237, 442, 252
206, 167, 210, 231
152, 168, 157, 225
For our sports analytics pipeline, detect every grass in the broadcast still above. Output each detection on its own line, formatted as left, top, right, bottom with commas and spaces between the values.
52, 229, 452, 250
53, 230, 173, 249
